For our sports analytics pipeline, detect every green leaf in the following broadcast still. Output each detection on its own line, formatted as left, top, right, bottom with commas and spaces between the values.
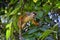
28, 29, 37, 34
13, 16, 18, 31
9, 0, 23, 16
28, 27, 39, 34
34, 32, 42, 37
39, 30, 53, 40
43, 4, 51, 14
24, 37, 35, 40
9, 0, 18, 5
10, 5, 20, 15
33, 0, 38, 3
39, 23, 58, 40
6, 22, 12, 40
56, 1, 60, 8
36, 11, 43, 19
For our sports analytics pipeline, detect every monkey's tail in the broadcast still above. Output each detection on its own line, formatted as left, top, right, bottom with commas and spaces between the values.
18, 18, 23, 40
19, 29, 23, 40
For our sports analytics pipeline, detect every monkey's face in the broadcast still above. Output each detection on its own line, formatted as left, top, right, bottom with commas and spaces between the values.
30, 12, 37, 18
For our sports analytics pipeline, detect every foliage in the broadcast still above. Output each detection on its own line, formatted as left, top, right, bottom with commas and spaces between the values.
0, 0, 60, 40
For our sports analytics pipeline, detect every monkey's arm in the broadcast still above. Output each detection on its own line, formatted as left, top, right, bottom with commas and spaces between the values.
32, 19, 39, 26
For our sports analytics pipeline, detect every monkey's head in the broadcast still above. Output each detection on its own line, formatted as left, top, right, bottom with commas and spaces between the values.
30, 12, 37, 18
